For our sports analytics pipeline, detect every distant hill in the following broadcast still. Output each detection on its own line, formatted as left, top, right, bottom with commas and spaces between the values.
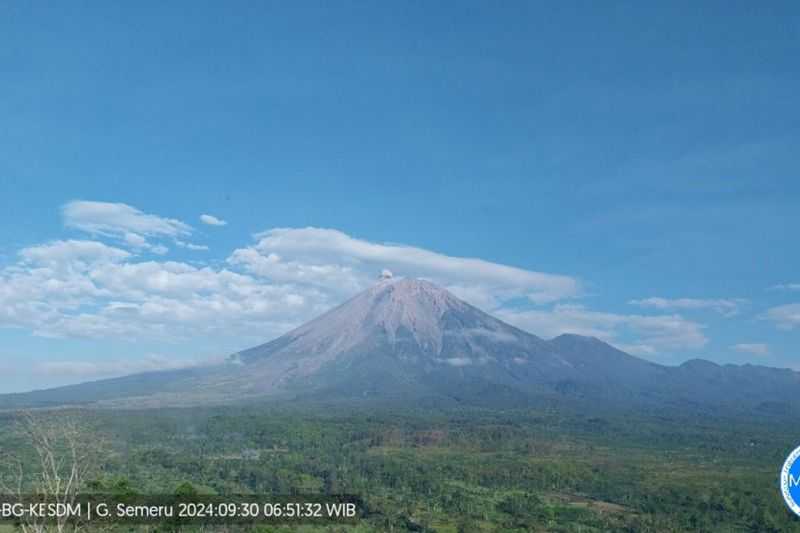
3, 277, 799, 414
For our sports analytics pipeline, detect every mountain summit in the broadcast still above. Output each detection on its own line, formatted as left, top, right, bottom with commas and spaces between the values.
225, 277, 574, 401
3, 278, 800, 413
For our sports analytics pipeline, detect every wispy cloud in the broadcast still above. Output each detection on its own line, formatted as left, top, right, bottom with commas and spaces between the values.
769, 283, 800, 291
732, 343, 769, 356
200, 214, 227, 226
176, 241, 209, 251
229, 227, 581, 305
19, 239, 131, 267
0, 223, 584, 343
628, 297, 745, 317
63, 200, 191, 239
762, 304, 800, 330
61, 200, 213, 254
496, 304, 708, 357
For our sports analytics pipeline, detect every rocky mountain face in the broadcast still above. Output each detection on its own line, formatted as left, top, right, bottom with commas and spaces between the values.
3, 277, 799, 414
229, 278, 576, 396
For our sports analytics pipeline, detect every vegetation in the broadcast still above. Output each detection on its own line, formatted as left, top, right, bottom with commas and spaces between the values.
1, 405, 799, 532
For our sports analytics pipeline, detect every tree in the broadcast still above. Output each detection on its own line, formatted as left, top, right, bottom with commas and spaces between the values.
0, 411, 104, 533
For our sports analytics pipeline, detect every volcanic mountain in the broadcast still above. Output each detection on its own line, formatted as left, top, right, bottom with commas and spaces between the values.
3, 277, 799, 413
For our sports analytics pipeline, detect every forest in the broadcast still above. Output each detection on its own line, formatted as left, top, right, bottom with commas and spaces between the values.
1, 404, 799, 532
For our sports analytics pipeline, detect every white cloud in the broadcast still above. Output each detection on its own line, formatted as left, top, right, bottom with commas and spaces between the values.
496, 304, 708, 357
63, 200, 191, 238
732, 343, 769, 356
62, 201, 195, 253
229, 227, 581, 305
0, 241, 130, 331
200, 214, 227, 226
762, 304, 800, 330
19, 240, 131, 267
628, 297, 745, 317
123, 232, 149, 248
176, 241, 209, 251
770, 283, 800, 291
1, 239, 331, 341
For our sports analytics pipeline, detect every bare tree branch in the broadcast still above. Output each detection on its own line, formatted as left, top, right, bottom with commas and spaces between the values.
0, 411, 106, 533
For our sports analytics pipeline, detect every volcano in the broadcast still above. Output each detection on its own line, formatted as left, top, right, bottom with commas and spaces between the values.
227, 277, 578, 398
3, 277, 800, 413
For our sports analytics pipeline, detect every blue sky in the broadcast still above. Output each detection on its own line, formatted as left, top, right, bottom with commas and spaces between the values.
0, 2, 798, 393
